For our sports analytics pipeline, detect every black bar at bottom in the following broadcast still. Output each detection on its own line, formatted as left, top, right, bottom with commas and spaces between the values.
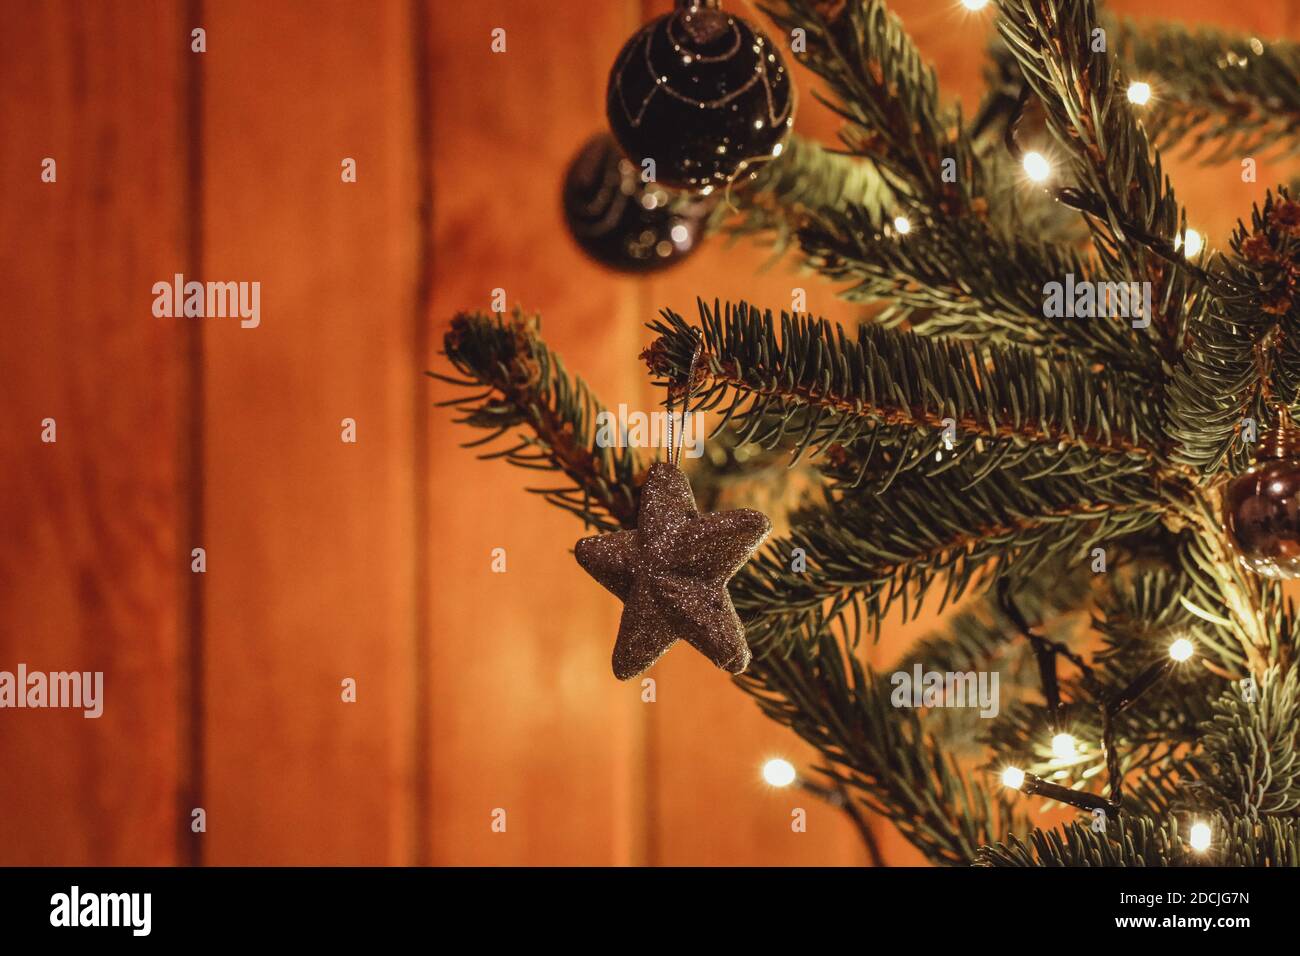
0, 866, 1280, 943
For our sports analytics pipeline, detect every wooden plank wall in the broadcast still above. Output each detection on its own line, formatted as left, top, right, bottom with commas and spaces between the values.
0, 0, 1295, 867
0, 0, 189, 866
198, 0, 422, 866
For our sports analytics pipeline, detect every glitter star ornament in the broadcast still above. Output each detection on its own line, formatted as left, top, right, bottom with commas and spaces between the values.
575, 462, 771, 680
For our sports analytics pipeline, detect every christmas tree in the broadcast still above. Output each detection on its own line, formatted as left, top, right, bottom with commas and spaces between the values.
434, 0, 1300, 865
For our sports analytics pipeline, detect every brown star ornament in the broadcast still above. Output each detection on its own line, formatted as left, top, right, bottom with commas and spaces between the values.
575, 461, 772, 680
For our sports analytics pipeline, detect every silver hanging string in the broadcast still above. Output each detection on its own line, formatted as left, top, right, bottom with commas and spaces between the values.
665, 331, 703, 468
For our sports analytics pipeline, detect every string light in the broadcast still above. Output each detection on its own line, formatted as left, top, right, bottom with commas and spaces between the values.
1126, 81, 1152, 105
893, 215, 912, 235
1051, 732, 1078, 760
998, 584, 1194, 820
1001, 766, 1117, 813
762, 758, 797, 787
960, 0, 989, 10
1108, 635, 1196, 717
1181, 228, 1204, 257
1022, 151, 1051, 182
1189, 820, 1212, 853
1000, 83, 1221, 290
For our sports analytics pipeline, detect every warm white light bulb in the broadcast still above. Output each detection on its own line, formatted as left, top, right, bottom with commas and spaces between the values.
1169, 637, 1195, 662
1127, 81, 1152, 105
762, 758, 797, 788
961, 0, 989, 10
1051, 733, 1077, 759
1022, 151, 1051, 182
893, 215, 911, 235
1001, 767, 1026, 790
1182, 228, 1204, 257
1189, 820, 1212, 852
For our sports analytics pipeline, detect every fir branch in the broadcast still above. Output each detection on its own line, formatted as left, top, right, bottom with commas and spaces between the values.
983, 23, 1300, 165
1222, 815, 1300, 866
979, 814, 1300, 866
646, 300, 1178, 475
711, 133, 889, 256
735, 455, 1170, 655
739, 646, 1025, 865
1189, 666, 1300, 817
433, 310, 641, 532
1091, 562, 1237, 680
986, 695, 1201, 806
996, 0, 1200, 355
1092, 566, 1199, 667
761, 0, 985, 214
1111, 22, 1300, 163
889, 558, 1093, 752
1178, 501, 1281, 674
985, 566, 1225, 806
798, 205, 1158, 376
976, 815, 1191, 866
758, 2, 1157, 381
1168, 189, 1300, 474
891, 565, 1087, 680
1124, 757, 1201, 819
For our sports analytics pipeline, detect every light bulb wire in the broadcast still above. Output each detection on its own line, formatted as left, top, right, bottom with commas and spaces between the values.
997, 584, 1192, 814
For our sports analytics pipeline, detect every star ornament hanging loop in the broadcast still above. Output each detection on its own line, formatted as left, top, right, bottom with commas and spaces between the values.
573, 333, 772, 680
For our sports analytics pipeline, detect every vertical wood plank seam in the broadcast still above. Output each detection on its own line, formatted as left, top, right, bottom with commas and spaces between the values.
179, 0, 207, 868
410, 0, 435, 868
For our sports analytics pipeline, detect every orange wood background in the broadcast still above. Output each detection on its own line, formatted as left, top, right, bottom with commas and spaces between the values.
0, 0, 1295, 866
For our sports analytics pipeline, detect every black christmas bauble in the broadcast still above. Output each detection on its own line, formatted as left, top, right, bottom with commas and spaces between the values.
1223, 429, 1300, 578
562, 132, 711, 273
606, 0, 795, 191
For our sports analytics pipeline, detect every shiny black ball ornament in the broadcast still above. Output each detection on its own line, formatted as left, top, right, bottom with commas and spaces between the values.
562, 133, 712, 274
606, 0, 795, 191
1224, 427, 1300, 579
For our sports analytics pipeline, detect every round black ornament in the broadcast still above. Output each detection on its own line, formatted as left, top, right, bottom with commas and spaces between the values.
606, 0, 795, 191
562, 133, 712, 273
1224, 426, 1300, 579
